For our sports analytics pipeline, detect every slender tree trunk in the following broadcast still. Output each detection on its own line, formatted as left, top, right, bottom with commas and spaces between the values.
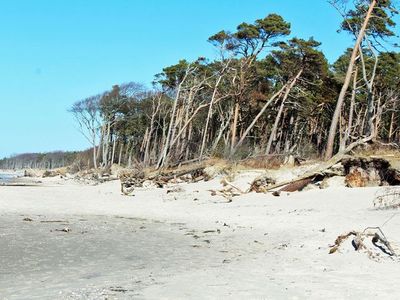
211, 106, 233, 153
325, 0, 377, 159
388, 106, 395, 142
157, 69, 190, 169
92, 129, 97, 169
342, 67, 358, 149
265, 69, 303, 155
231, 84, 287, 156
230, 102, 240, 153
200, 74, 223, 160
118, 143, 123, 165
111, 138, 116, 165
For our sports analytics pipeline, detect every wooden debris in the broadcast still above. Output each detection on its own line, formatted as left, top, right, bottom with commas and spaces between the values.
266, 154, 400, 193
249, 174, 276, 193
220, 178, 246, 194
279, 177, 314, 192
329, 227, 397, 260
119, 165, 211, 195
152, 167, 209, 186
119, 168, 146, 195
329, 231, 357, 254
209, 187, 240, 201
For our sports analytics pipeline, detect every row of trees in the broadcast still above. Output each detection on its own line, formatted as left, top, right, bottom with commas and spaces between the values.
70, 0, 399, 170
0, 151, 79, 170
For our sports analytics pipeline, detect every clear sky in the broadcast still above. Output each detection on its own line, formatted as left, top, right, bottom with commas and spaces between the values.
0, 0, 396, 158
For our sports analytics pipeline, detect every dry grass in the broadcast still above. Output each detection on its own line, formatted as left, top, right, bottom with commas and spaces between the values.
353, 142, 400, 159
238, 155, 283, 170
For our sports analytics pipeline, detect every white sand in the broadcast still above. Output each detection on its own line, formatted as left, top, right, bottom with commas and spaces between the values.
1, 174, 400, 299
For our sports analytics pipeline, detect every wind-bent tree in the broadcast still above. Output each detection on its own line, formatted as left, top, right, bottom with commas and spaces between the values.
209, 14, 291, 154
67, 8, 398, 170
69, 95, 101, 169
325, 0, 398, 159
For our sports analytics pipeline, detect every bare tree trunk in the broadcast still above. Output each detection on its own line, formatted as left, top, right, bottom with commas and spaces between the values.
231, 81, 289, 156
200, 74, 224, 160
360, 107, 368, 136
211, 105, 233, 153
265, 69, 303, 155
325, 0, 377, 159
92, 129, 97, 169
388, 106, 395, 142
342, 67, 358, 150
111, 137, 116, 165
157, 68, 191, 169
359, 41, 378, 137
118, 143, 123, 165
230, 102, 240, 153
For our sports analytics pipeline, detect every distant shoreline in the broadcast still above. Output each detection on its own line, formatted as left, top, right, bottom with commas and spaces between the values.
0, 170, 23, 184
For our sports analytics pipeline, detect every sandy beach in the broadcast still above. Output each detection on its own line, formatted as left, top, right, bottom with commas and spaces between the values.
1, 174, 400, 299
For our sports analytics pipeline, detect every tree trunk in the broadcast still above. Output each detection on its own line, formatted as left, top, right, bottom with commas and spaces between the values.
342, 66, 358, 150
92, 129, 97, 169
325, 0, 377, 160
118, 143, 123, 165
200, 74, 223, 160
230, 102, 240, 153
157, 68, 190, 169
265, 69, 303, 155
231, 84, 287, 156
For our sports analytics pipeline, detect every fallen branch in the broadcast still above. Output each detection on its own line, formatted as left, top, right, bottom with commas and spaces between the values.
220, 178, 247, 194
329, 226, 397, 260
266, 135, 375, 192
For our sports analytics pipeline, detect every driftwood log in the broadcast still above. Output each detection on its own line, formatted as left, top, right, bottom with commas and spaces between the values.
265, 136, 376, 192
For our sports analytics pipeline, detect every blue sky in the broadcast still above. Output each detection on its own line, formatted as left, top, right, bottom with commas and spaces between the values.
0, 0, 396, 157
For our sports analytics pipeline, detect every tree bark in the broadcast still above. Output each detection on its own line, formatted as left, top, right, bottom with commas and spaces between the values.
342, 66, 358, 150
230, 102, 240, 153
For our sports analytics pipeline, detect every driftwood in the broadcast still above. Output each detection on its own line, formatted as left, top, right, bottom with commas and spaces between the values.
119, 168, 146, 195
279, 177, 314, 192
220, 178, 247, 194
119, 166, 209, 195
265, 153, 348, 192
209, 178, 246, 201
265, 135, 400, 192
151, 167, 207, 185
329, 231, 357, 254
209, 188, 240, 202
329, 227, 397, 260
249, 174, 276, 193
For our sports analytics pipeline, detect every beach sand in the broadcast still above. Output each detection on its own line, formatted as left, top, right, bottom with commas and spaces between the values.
1, 174, 400, 299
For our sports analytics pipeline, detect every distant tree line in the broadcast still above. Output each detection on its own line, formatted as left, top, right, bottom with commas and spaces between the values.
0, 151, 79, 170
61, 0, 396, 169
